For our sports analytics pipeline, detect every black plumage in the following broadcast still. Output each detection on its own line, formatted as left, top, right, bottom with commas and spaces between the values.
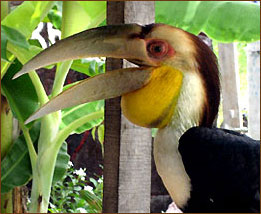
179, 126, 260, 213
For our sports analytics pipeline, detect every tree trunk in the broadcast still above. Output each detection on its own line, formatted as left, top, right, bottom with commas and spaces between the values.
103, 1, 154, 213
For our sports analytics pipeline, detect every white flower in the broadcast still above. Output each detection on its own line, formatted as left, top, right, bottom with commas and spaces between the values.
68, 161, 73, 167
76, 207, 87, 213
97, 177, 103, 183
49, 202, 56, 208
74, 168, 86, 177
84, 185, 94, 193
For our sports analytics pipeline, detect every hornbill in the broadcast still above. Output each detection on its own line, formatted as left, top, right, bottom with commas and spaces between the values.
14, 24, 260, 212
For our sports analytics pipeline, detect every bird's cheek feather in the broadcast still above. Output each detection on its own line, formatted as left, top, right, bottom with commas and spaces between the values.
121, 65, 183, 128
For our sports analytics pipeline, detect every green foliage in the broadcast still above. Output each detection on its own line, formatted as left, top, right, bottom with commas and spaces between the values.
151, 128, 158, 138
1, 97, 13, 158
1, 28, 9, 61
1, 24, 30, 62
2, 1, 55, 39
60, 100, 104, 134
1, 123, 40, 194
1, 1, 8, 21
97, 124, 104, 145
1, 25, 30, 49
1, 120, 70, 193
49, 162, 103, 213
52, 142, 70, 185
76, 1, 106, 29
1, 1, 106, 212
47, 7, 62, 30
156, 1, 260, 43
1, 1, 53, 78
1, 59, 39, 126
71, 58, 105, 76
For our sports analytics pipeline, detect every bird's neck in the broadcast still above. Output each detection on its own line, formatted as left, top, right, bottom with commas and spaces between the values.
153, 72, 205, 208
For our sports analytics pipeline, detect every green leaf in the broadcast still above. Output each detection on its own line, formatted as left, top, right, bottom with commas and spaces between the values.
97, 124, 104, 144
76, 1, 106, 29
1, 122, 40, 194
61, 1, 92, 38
52, 142, 70, 185
28, 39, 42, 48
71, 59, 105, 76
1, 30, 9, 62
156, 1, 260, 43
60, 100, 104, 134
1, 25, 30, 50
151, 128, 158, 138
47, 9, 62, 30
7, 43, 44, 66
51, 1, 104, 97
1, 97, 13, 159
1, 59, 39, 125
1, 1, 9, 21
80, 190, 102, 212
91, 128, 96, 141
1, 1, 54, 78
2, 1, 55, 39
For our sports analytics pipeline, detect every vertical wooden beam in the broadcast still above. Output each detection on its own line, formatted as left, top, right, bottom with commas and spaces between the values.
246, 41, 260, 140
218, 43, 241, 129
103, 3, 124, 213
119, 3, 154, 213
103, 1, 154, 213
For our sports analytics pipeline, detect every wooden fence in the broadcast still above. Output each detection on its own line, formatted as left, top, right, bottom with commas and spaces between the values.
218, 42, 260, 140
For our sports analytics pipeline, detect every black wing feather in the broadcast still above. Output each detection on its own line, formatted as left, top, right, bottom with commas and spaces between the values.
178, 126, 260, 213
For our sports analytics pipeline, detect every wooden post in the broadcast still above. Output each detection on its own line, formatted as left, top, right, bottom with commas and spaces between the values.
103, 3, 124, 212
246, 41, 260, 140
218, 43, 241, 129
103, 2, 154, 213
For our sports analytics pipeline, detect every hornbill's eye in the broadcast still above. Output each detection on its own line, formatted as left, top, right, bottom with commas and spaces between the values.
147, 40, 169, 59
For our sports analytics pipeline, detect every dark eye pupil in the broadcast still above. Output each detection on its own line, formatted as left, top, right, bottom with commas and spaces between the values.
153, 46, 162, 53
147, 40, 169, 58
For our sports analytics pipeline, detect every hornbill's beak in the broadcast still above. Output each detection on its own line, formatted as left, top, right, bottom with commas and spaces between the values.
14, 24, 158, 124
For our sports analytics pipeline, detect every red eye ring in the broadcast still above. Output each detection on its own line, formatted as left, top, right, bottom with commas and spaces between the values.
146, 40, 169, 59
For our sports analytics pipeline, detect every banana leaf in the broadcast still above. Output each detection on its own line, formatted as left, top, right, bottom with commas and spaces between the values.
156, 1, 260, 43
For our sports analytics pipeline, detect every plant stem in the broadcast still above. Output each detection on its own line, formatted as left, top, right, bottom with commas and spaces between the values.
51, 1, 92, 98
53, 110, 104, 150
29, 2, 92, 212
51, 61, 72, 98
20, 124, 37, 169
28, 2, 106, 212
29, 144, 60, 213
28, 72, 49, 106
29, 111, 103, 212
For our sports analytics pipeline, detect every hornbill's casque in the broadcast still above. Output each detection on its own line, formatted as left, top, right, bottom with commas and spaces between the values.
14, 24, 260, 212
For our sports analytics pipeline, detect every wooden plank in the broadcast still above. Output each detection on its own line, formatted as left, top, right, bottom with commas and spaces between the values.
218, 43, 241, 129
246, 41, 260, 140
118, 1, 155, 213
118, 2, 154, 213
103, 2, 154, 213
103, 2, 124, 213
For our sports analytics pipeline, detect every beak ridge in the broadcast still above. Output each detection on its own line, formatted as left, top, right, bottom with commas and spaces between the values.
13, 24, 152, 79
